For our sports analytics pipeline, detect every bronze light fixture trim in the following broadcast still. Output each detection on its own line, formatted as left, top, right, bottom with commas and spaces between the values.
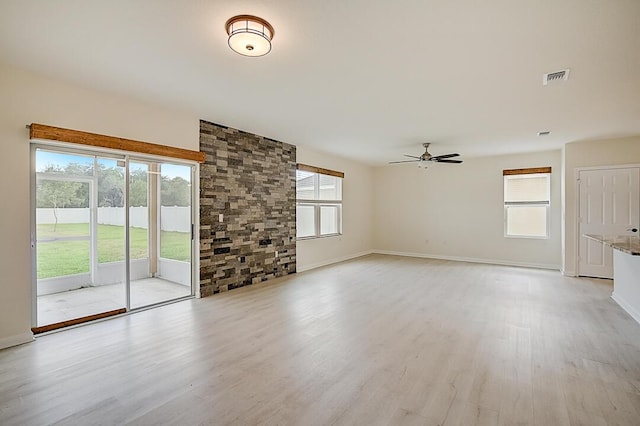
225, 15, 275, 57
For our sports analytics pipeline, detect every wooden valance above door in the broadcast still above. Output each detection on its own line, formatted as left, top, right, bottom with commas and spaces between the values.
29, 123, 206, 163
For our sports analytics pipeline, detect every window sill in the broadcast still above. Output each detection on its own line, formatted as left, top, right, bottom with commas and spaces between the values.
296, 233, 342, 241
504, 234, 550, 240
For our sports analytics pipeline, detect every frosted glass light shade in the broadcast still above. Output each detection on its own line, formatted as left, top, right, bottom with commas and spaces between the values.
225, 15, 274, 57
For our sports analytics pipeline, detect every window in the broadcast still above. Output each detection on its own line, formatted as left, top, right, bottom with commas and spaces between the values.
296, 164, 343, 239
503, 167, 551, 238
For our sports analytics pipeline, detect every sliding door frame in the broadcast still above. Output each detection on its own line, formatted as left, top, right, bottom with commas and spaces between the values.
30, 142, 200, 330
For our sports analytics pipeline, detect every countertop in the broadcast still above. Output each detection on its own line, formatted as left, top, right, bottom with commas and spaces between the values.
584, 234, 640, 256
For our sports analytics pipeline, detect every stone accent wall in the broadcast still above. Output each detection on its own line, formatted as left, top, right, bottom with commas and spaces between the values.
199, 120, 296, 296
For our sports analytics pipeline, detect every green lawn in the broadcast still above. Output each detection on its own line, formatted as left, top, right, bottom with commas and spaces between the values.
37, 223, 190, 279
159, 229, 192, 261
37, 240, 90, 279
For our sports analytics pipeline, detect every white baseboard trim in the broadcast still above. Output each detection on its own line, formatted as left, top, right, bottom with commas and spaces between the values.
297, 250, 375, 273
612, 292, 640, 325
0, 332, 34, 350
372, 250, 561, 271
562, 269, 577, 277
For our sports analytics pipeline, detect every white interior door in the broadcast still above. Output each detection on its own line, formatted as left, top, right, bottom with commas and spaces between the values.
578, 167, 640, 278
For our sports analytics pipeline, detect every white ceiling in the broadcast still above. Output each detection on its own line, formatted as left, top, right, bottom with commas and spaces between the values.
1, 1, 639, 165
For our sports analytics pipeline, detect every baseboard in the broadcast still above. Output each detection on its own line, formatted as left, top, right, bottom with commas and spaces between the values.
296, 250, 375, 273
612, 292, 640, 325
562, 269, 577, 277
373, 250, 561, 271
0, 331, 34, 350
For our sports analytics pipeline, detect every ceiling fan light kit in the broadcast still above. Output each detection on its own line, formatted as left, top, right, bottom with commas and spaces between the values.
225, 15, 274, 57
389, 143, 463, 167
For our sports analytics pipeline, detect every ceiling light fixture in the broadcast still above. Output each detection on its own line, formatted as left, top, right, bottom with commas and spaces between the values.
225, 15, 274, 57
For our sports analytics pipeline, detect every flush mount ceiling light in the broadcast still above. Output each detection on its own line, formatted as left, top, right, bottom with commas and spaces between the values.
225, 15, 274, 57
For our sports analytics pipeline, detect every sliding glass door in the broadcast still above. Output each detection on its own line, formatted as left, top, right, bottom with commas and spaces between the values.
33, 147, 195, 330
128, 160, 192, 309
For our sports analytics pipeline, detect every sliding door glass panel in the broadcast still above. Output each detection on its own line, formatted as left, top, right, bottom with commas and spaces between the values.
130, 162, 192, 309
34, 148, 196, 327
34, 149, 125, 326
95, 158, 127, 307
157, 162, 192, 299
129, 162, 149, 261
129, 162, 152, 309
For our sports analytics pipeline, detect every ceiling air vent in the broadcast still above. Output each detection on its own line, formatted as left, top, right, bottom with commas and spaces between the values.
543, 69, 570, 86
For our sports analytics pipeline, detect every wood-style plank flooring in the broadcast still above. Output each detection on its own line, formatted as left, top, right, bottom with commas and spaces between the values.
1, 254, 640, 425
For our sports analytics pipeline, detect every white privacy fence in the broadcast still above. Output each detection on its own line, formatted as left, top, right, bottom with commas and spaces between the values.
36, 207, 191, 232
99, 207, 148, 229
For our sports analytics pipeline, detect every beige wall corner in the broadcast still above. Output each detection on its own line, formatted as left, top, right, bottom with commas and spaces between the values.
563, 136, 640, 275
295, 146, 375, 271
373, 150, 563, 269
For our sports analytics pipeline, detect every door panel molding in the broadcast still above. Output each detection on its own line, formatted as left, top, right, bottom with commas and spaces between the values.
577, 166, 640, 278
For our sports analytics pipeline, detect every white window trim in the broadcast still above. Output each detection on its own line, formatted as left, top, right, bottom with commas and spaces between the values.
296, 201, 342, 240
296, 169, 343, 240
503, 172, 551, 239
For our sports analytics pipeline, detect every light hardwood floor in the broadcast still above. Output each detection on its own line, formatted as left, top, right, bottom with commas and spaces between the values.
1, 254, 640, 425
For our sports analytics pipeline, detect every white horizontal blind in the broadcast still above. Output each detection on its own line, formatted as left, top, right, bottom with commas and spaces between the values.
504, 175, 550, 203
296, 170, 315, 200
318, 174, 342, 200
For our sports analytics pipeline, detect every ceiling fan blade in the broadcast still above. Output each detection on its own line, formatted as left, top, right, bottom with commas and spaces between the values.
403, 154, 421, 159
432, 153, 460, 160
389, 160, 420, 164
434, 159, 463, 163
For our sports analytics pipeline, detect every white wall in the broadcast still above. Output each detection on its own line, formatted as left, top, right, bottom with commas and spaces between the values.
295, 146, 375, 271
0, 63, 198, 349
562, 136, 640, 275
373, 150, 562, 269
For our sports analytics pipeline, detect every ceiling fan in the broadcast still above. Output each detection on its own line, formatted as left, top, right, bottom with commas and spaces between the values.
389, 143, 463, 165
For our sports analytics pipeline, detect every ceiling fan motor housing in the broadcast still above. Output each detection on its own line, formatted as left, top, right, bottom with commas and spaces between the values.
421, 143, 432, 161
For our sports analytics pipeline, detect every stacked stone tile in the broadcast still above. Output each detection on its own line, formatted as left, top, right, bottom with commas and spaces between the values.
199, 120, 296, 296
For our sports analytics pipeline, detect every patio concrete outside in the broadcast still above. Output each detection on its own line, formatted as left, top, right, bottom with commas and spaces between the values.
37, 278, 192, 326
